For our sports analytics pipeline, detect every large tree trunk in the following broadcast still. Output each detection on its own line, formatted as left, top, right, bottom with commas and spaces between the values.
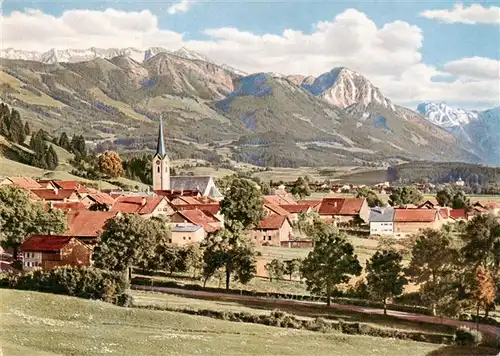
476, 304, 480, 331
326, 284, 331, 306
383, 298, 387, 315
225, 264, 231, 290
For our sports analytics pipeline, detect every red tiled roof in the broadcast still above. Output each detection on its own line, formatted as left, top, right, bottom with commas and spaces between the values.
111, 196, 164, 214
264, 204, 291, 216
318, 198, 365, 216
67, 210, 119, 237
3, 177, 42, 189
85, 193, 115, 206
297, 200, 321, 207
256, 215, 287, 230
263, 194, 296, 205
52, 181, 82, 190
46, 201, 87, 212
174, 203, 219, 215
450, 209, 467, 220
176, 209, 220, 232
30, 189, 78, 201
21, 235, 74, 252
393, 209, 437, 222
154, 189, 201, 198
279, 204, 312, 214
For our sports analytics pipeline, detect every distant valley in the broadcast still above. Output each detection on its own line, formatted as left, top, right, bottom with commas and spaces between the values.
0, 46, 497, 167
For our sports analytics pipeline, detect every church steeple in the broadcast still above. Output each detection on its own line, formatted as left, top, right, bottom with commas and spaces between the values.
152, 117, 170, 191
156, 117, 166, 158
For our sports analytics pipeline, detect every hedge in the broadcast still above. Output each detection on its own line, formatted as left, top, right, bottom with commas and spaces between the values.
133, 304, 453, 345
0, 266, 131, 306
131, 277, 433, 316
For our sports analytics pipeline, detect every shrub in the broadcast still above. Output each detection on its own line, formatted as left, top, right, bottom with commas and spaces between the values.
454, 326, 483, 346
0, 266, 128, 304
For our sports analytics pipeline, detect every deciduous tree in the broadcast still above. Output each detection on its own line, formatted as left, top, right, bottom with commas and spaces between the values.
473, 267, 496, 324
356, 187, 384, 207
366, 250, 407, 315
0, 186, 67, 258
300, 231, 362, 306
98, 151, 124, 178
93, 214, 170, 279
389, 186, 423, 206
220, 177, 265, 230
284, 258, 302, 281
265, 259, 285, 281
291, 176, 311, 199
202, 224, 257, 289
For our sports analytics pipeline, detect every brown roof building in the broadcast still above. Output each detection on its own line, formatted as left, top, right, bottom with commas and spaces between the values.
318, 198, 370, 223
251, 215, 293, 247
20, 235, 92, 271
0, 177, 43, 189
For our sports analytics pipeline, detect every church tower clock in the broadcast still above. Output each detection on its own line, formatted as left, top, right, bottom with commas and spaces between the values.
152, 118, 170, 191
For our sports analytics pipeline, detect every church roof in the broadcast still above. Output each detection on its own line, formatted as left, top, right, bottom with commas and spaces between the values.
170, 176, 223, 198
155, 118, 167, 158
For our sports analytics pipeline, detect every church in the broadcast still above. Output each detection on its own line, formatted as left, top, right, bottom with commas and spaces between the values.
152, 119, 223, 200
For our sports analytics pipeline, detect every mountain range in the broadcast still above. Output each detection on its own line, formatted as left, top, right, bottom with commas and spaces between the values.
0, 47, 497, 167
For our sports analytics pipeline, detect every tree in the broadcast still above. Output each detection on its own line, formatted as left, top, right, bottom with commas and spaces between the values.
290, 176, 311, 199
0, 186, 67, 258
260, 181, 272, 195
220, 177, 265, 230
265, 259, 285, 281
180, 243, 204, 278
356, 188, 384, 208
406, 229, 459, 315
388, 186, 423, 206
451, 190, 471, 210
202, 224, 257, 290
97, 151, 124, 178
460, 214, 500, 276
366, 250, 407, 315
284, 258, 302, 280
58, 132, 71, 151
473, 267, 496, 324
300, 231, 362, 306
295, 211, 329, 238
8, 109, 25, 144
71, 134, 87, 158
24, 121, 31, 136
45, 145, 59, 170
436, 188, 453, 207
93, 214, 170, 279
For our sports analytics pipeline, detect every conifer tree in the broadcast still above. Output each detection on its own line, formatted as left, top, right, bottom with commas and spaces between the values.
8, 109, 25, 144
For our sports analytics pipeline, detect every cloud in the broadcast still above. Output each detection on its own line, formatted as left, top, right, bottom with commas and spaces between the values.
1, 8, 498, 108
167, 1, 191, 15
444, 57, 500, 80
420, 3, 500, 24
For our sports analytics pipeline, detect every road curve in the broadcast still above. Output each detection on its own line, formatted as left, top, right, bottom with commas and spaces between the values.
132, 284, 500, 341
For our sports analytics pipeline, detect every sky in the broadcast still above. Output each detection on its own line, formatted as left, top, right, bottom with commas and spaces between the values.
1, 0, 499, 110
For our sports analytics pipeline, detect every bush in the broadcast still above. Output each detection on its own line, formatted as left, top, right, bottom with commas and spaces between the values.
454, 326, 483, 346
0, 266, 129, 304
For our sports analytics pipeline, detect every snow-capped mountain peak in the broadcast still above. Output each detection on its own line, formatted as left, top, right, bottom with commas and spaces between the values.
416, 102, 479, 128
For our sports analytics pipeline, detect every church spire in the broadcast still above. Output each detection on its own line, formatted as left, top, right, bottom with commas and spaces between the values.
155, 117, 166, 158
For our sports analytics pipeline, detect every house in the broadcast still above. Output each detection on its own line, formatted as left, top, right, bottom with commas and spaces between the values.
369, 207, 395, 236
170, 225, 205, 246
473, 202, 500, 216
30, 188, 80, 202
80, 192, 116, 209
170, 209, 222, 234
67, 210, 120, 245
263, 193, 296, 205
250, 215, 293, 246
279, 204, 313, 223
297, 200, 322, 211
417, 199, 439, 209
0, 177, 43, 189
449, 209, 471, 221
46, 201, 87, 212
264, 204, 292, 217
393, 209, 445, 238
318, 198, 370, 224
20, 235, 92, 271
111, 196, 173, 217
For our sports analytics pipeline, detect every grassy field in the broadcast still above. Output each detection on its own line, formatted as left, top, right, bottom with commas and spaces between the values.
1, 289, 480, 356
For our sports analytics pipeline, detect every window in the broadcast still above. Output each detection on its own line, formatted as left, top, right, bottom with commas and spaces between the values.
188, 237, 191, 240
157, 167, 160, 173
183, 236, 186, 240
268, 236, 272, 241
262, 236, 266, 240
168, 239, 172, 243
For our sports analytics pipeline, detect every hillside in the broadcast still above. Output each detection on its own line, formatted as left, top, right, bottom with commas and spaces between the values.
0, 289, 468, 356
0, 55, 485, 167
